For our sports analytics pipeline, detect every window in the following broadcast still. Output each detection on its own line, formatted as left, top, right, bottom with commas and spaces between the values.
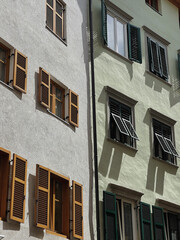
35, 165, 83, 239
0, 42, 28, 93
46, 0, 66, 41
147, 36, 168, 81
153, 119, 179, 164
39, 67, 79, 127
145, 0, 159, 11
109, 97, 139, 148
0, 147, 27, 223
164, 212, 180, 240
101, 1, 142, 63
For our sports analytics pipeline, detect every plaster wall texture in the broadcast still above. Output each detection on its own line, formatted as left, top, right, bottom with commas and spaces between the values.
0, 0, 92, 240
92, 0, 180, 237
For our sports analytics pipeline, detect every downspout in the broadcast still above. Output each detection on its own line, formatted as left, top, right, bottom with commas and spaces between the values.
88, 0, 100, 239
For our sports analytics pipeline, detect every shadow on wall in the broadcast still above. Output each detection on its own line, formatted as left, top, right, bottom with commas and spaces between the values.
28, 174, 44, 239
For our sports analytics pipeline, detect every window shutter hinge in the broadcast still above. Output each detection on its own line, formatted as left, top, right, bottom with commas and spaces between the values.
64, 93, 69, 97
63, 38, 66, 41
69, 185, 72, 189
62, 8, 65, 11
6, 210, 10, 214
65, 116, 69, 120
9, 53, 15, 58
9, 159, 13, 163
6, 199, 11, 202
36, 199, 38, 203
134, 205, 140, 210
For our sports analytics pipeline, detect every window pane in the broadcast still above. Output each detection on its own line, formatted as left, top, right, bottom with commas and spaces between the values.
56, 0, 63, 16
55, 181, 62, 233
47, 6, 53, 30
50, 96, 53, 112
107, 14, 115, 51
0, 62, 5, 82
56, 15, 62, 38
117, 20, 125, 56
56, 87, 63, 101
123, 202, 133, 240
47, 0, 53, 7
56, 100, 62, 118
0, 48, 6, 62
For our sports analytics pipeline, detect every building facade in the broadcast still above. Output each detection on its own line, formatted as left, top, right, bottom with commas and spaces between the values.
0, 0, 91, 240
91, 0, 180, 239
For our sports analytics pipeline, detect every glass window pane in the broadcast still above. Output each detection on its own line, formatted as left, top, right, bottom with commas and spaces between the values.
56, 0, 63, 16
56, 15, 62, 38
55, 181, 62, 233
50, 96, 53, 112
0, 48, 6, 62
117, 20, 125, 56
56, 100, 62, 118
47, 0, 53, 7
56, 87, 63, 100
47, 6, 53, 30
107, 14, 115, 51
123, 202, 133, 240
0, 62, 5, 82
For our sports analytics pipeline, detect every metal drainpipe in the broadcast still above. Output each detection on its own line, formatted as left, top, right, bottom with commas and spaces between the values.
89, 0, 100, 239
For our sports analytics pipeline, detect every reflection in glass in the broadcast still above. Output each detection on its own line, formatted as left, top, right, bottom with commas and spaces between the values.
47, 6, 53, 30
117, 20, 125, 56
123, 202, 133, 240
0, 62, 5, 82
107, 14, 115, 51
56, 15, 62, 38
56, 100, 62, 118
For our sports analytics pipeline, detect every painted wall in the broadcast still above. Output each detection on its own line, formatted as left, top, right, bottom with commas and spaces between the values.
92, 0, 180, 238
0, 0, 92, 239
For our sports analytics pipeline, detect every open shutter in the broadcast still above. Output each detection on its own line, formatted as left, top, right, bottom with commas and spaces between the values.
10, 154, 27, 223
69, 90, 79, 127
101, 0, 107, 45
178, 53, 180, 80
35, 165, 50, 229
13, 49, 28, 93
140, 202, 153, 240
127, 24, 142, 63
149, 38, 161, 74
103, 191, 118, 240
0, 147, 11, 221
159, 46, 168, 79
152, 206, 165, 240
39, 67, 50, 108
73, 181, 83, 239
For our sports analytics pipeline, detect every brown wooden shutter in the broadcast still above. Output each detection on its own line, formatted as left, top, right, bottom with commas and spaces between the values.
0, 147, 11, 221
69, 90, 79, 127
13, 49, 28, 93
10, 154, 27, 223
73, 181, 83, 239
39, 67, 50, 108
35, 165, 50, 229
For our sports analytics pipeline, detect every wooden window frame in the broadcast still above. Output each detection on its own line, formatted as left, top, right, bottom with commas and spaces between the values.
46, 0, 66, 41
50, 80, 65, 119
0, 43, 10, 84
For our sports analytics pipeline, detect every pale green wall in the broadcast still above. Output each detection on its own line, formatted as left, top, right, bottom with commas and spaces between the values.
92, 0, 180, 238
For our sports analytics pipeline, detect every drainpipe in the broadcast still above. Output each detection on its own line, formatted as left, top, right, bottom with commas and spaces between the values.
89, 0, 100, 239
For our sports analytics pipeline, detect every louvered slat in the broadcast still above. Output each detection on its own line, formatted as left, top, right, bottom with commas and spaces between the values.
69, 90, 79, 127
10, 154, 27, 223
73, 181, 83, 239
150, 40, 160, 74
39, 67, 50, 108
159, 46, 168, 79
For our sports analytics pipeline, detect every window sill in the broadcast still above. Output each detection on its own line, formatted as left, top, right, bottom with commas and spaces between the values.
145, 3, 162, 15
47, 109, 70, 126
107, 137, 138, 152
0, 80, 14, 90
153, 156, 179, 168
46, 25, 67, 46
46, 230, 68, 238
104, 45, 133, 64
145, 70, 172, 87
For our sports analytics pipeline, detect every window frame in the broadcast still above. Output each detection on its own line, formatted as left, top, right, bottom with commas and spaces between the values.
145, 0, 159, 12
0, 43, 10, 84
46, 0, 66, 42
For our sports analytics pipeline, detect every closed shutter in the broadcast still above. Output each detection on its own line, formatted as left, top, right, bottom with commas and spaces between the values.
140, 202, 153, 240
101, 0, 107, 45
10, 154, 27, 223
69, 90, 79, 127
159, 46, 168, 79
73, 181, 83, 239
178, 53, 180, 80
149, 38, 161, 74
35, 165, 50, 229
13, 49, 28, 93
39, 67, 50, 108
152, 206, 165, 240
127, 24, 142, 63
103, 191, 118, 240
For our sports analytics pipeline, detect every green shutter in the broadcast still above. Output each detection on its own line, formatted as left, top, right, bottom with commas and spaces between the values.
127, 24, 142, 63
103, 191, 118, 240
140, 202, 153, 240
178, 53, 180, 80
149, 38, 161, 75
152, 206, 165, 240
101, 0, 107, 45
159, 46, 168, 80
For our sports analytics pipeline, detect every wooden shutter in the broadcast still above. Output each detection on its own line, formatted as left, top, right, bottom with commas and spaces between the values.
159, 46, 168, 79
101, 0, 107, 45
140, 202, 153, 240
73, 181, 83, 239
35, 165, 50, 229
13, 49, 28, 93
0, 147, 11, 221
152, 206, 165, 240
103, 191, 118, 240
39, 67, 50, 108
10, 154, 27, 223
149, 38, 161, 74
69, 90, 79, 127
128, 24, 142, 63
